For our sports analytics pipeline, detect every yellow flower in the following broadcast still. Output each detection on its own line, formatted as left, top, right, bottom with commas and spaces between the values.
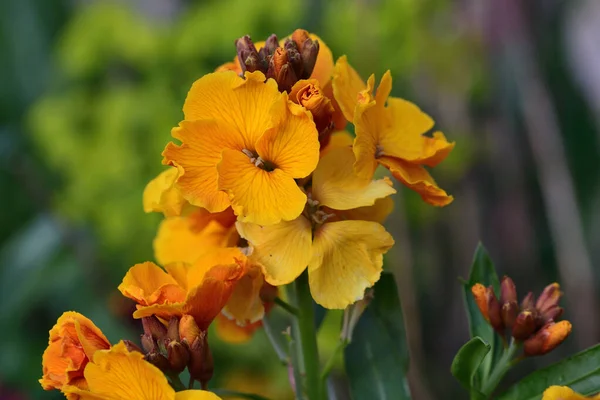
40, 312, 111, 396
543, 386, 600, 400
118, 251, 245, 330
62, 341, 221, 400
162, 71, 320, 226
332, 56, 455, 206
237, 146, 395, 309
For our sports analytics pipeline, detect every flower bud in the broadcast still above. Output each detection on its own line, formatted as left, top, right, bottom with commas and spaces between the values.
145, 352, 170, 371
521, 292, 535, 310
167, 341, 189, 373
122, 340, 143, 354
141, 333, 156, 353
536, 283, 561, 315
289, 79, 335, 134
501, 301, 518, 328
500, 276, 517, 304
291, 29, 311, 51
179, 314, 202, 346
266, 48, 298, 93
471, 283, 489, 321
166, 317, 179, 342
524, 321, 572, 356
512, 311, 537, 341
235, 35, 261, 73
142, 316, 167, 341
188, 331, 214, 388
291, 29, 319, 79
487, 286, 504, 332
540, 304, 563, 324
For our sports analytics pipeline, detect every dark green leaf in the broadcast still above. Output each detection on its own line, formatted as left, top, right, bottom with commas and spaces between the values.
461, 243, 503, 387
451, 337, 491, 399
498, 344, 600, 400
344, 273, 411, 400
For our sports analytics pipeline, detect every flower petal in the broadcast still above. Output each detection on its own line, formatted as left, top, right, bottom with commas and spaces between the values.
332, 56, 366, 122
217, 149, 307, 225
187, 247, 247, 288
378, 156, 453, 206
312, 146, 395, 210
236, 218, 312, 285
222, 265, 265, 325
132, 303, 185, 321
183, 70, 281, 148
308, 33, 334, 88
143, 168, 187, 217
320, 130, 353, 158
336, 197, 394, 224
308, 220, 394, 309
118, 262, 186, 306
541, 386, 587, 400
255, 96, 319, 178
175, 390, 223, 400
214, 314, 257, 344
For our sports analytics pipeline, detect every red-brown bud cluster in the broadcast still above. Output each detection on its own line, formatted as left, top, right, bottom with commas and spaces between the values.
139, 315, 214, 388
471, 277, 571, 356
235, 29, 320, 93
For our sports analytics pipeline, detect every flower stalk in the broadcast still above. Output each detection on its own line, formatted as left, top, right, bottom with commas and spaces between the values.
481, 340, 521, 397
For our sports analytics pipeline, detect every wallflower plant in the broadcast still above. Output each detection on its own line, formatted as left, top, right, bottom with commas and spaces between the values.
40, 29, 600, 400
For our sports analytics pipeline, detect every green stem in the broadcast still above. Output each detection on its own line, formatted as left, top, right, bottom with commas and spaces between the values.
320, 339, 348, 380
262, 316, 288, 365
274, 297, 300, 316
481, 340, 521, 397
289, 271, 323, 400
212, 389, 272, 400
168, 374, 186, 391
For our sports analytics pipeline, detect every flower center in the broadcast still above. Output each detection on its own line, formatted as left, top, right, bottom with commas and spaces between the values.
241, 149, 275, 172
304, 193, 335, 228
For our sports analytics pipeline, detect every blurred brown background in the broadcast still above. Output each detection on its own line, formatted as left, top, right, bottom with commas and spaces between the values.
1, 0, 599, 398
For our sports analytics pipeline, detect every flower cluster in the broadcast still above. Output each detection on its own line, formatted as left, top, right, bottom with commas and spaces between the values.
40, 28, 454, 398
471, 277, 571, 356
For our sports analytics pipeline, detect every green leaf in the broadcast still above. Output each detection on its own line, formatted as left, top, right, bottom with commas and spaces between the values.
451, 337, 491, 399
498, 344, 600, 400
344, 273, 411, 400
461, 243, 503, 387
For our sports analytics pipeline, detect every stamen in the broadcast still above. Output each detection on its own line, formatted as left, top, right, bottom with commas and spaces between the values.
307, 198, 319, 207
311, 210, 335, 225
254, 157, 266, 169
375, 145, 384, 158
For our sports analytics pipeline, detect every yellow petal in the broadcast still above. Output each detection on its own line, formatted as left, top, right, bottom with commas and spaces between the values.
236, 218, 312, 285
132, 302, 185, 322
183, 70, 282, 148
143, 168, 187, 217
162, 120, 236, 212
332, 56, 366, 122
319, 130, 354, 158
214, 313, 256, 344
175, 390, 223, 400
379, 98, 454, 167
378, 156, 453, 207
308, 33, 334, 88
222, 265, 265, 325
256, 95, 319, 178
67, 341, 174, 400
217, 149, 307, 225
542, 386, 589, 400
187, 247, 246, 288
336, 197, 394, 224
308, 220, 394, 309
312, 146, 395, 210
118, 262, 186, 306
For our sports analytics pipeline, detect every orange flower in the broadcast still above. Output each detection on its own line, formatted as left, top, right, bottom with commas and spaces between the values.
118, 250, 245, 330
162, 71, 319, 226
143, 167, 189, 217
238, 146, 395, 309
40, 312, 110, 395
62, 341, 221, 400
542, 386, 600, 400
332, 56, 455, 206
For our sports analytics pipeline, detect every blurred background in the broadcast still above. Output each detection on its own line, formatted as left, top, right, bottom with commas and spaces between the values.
2, 0, 600, 398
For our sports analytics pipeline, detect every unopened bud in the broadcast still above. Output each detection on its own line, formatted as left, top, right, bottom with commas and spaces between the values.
167, 341, 189, 373
142, 316, 167, 341
145, 352, 170, 371
524, 321, 572, 356
141, 333, 156, 353
188, 332, 214, 388
291, 29, 311, 51
122, 340, 143, 354
179, 314, 201, 345
300, 39, 319, 79
500, 276, 517, 304
521, 292, 535, 310
501, 301, 519, 328
289, 79, 335, 134
536, 283, 562, 315
540, 305, 563, 323
487, 286, 504, 332
512, 311, 537, 341
263, 34, 279, 56
235, 35, 260, 73
471, 283, 489, 322
166, 317, 179, 342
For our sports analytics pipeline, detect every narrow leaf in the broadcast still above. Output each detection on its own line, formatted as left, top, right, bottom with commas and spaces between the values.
344, 273, 411, 400
451, 337, 491, 399
498, 344, 600, 400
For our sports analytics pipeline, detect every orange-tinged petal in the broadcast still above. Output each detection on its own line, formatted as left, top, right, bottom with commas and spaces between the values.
312, 147, 395, 210
222, 265, 265, 325
133, 302, 185, 322
336, 197, 394, 224
542, 386, 591, 400
255, 96, 319, 178
308, 33, 334, 88
143, 168, 188, 217
217, 149, 307, 225
322, 80, 347, 131
320, 130, 353, 158
308, 220, 394, 309
236, 217, 312, 285
183, 264, 245, 330
64, 341, 175, 400
378, 156, 453, 206
118, 262, 187, 306
162, 120, 236, 212
176, 390, 223, 400
183, 70, 281, 148
215, 58, 241, 74
215, 314, 256, 344
332, 56, 366, 122
187, 247, 247, 288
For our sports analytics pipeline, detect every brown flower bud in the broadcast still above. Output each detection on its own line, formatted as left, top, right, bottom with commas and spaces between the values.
235, 35, 260, 73
536, 283, 562, 315
471, 283, 489, 322
500, 276, 517, 304
146, 352, 170, 371
540, 304, 563, 323
122, 340, 143, 354
524, 321, 572, 356
501, 301, 519, 328
179, 315, 201, 346
167, 341, 189, 373
142, 316, 167, 341
512, 311, 536, 341
290, 79, 335, 134
291, 29, 319, 79
487, 286, 504, 332
188, 331, 214, 389
263, 34, 279, 57
291, 29, 311, 51
166, 317, 179, 342
521, 291, 536, 310
141, 333, 156, 353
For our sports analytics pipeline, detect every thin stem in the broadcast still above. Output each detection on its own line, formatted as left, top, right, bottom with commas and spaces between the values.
168, 374, 186, 391
212, 389, 272, 400
481, 340, 521, 397
290, 271, 323, 400
262, 316, 288, 365
320, 339, 348, 380
274, 297, 300, 316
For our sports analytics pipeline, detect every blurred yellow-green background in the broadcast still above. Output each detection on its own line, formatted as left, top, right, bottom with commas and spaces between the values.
2, 0, 600, 398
